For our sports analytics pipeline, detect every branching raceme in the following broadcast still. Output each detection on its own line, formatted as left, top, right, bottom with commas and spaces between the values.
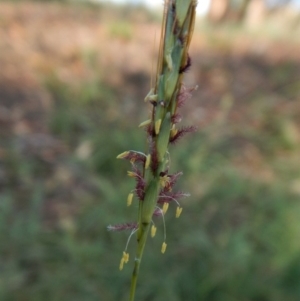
107, 1, 198, 300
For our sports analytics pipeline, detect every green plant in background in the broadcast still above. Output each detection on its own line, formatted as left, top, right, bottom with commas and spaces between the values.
2, 2, 300, 301
109, 21, 133, 41
107, 1, 198, 300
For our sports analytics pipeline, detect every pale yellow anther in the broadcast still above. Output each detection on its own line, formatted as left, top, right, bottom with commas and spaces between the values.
116, 151, 129, 159
123, 252, 129, 263
127, 171, 136, 178
138, 119, 152, 128
144, 88, 158, 102
162, 202, 169, 214
151, 225, 157, 238
161, 242, 167, 254
145, 154, 151, 169
166, 53, 173, 71
148, 94, 158, 101
176, 207, 183, 218
127, 193, 133, 207
155, 119, 162, 135
119, 257, 125, 270
171, 127, 178, 138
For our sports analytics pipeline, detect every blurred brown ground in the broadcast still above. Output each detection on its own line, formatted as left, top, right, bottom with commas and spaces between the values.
0, 1, 300, 220
0, 2, 299, 132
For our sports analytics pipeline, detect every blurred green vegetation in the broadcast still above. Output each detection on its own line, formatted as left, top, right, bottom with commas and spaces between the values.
2, 73, 300, 300
108, 21, 133, 41
1, 2, 300, 301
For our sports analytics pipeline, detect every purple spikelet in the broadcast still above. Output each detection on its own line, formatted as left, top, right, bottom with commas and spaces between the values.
170, 126, 197, 144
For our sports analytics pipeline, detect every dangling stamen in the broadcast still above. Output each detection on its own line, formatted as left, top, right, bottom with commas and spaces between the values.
162, 202, 169, 214
123, 251, 130, 263
176, 206, 183, 218
127, 193, 134, 206
119, 227, 138, 271
119, 257, 125, 270
151, 224, 157, 238
161, 241, 167, 254
125, 228, 138, 252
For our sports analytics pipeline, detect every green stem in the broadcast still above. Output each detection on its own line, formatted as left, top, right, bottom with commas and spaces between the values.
129, 223, 150, 301
127, 1, 197, 300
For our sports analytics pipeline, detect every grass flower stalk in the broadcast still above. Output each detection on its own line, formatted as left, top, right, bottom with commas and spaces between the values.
108, 1, 197, 300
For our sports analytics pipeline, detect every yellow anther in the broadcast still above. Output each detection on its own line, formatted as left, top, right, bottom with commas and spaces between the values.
162, 202, 169, 214
144, 88, 158, 102
138, 119, 152, 128
176, 207, 183, 218
155, 119, 162, 135
148, 94, 158, 101
123, 252, 129, 263
171, 127, 178, 138
161, 242, 167, 254
119, 257, 125, 270
127, 193, 133, 207
151, 225, 157, 238
145, 154, 151, 169
165, 53, 173, 71
127, 171, 136, 178
116, 151, 129, 159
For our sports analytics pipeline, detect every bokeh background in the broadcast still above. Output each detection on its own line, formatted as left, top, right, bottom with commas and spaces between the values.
1, 0, 300, 300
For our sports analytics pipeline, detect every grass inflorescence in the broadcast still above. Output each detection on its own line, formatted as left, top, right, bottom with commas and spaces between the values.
108, 1, 198, 300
